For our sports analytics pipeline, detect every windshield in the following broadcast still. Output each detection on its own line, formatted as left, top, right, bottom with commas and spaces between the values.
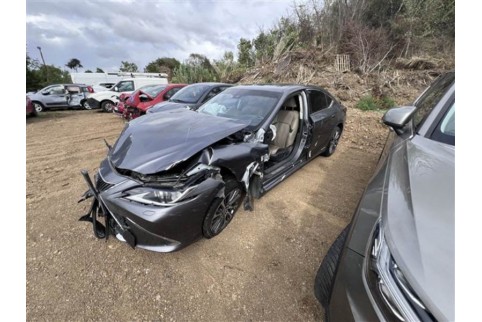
197, 88, 282, 129
142, 85, 167, 97
170, 84, 210, 103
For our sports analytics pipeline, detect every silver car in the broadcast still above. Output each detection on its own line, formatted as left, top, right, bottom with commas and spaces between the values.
27, 83, 94, 112
314, 72, 455, 321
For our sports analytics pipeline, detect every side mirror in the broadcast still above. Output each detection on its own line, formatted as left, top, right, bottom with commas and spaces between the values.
163, 93, 171, 100
139, 94, 150, 102
382, 106, 417, 135
41, 91, 49, 95
114, 86, 119, 92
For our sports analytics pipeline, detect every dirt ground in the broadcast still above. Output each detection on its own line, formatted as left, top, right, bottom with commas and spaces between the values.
26, 108, 386, 321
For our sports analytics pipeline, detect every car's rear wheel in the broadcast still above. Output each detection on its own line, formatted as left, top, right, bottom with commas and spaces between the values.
314, 224, 350, 308
82, 100, 91, 110
33, 102, 44, 113
101, 100, 114, 112
202, 177, 244, 239
322, 126, 341, 157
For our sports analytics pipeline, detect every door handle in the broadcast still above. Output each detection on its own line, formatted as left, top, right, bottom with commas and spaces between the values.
330, 114, 335, 119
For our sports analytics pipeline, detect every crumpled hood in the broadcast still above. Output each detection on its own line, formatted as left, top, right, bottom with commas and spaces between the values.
148, 101, 192, 113
384, 136, 454, 321
110, 108, 249, 174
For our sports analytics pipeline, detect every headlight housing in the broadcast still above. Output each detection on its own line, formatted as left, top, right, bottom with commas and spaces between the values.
123, 186, 196, 206
364, 221, 434, 322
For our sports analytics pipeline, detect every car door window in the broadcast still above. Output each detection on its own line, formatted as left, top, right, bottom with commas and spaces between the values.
308, 90, 332, 113
431, 101, 455, 146
413, 73, 455, 129
50, 86, 66, 95
117, 81, 134, 92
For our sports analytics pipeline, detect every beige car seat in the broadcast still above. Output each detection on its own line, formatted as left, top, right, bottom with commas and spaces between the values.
269, 97, 300, 155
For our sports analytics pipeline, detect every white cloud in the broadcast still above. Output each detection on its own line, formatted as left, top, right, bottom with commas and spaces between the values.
26, 0, 294, 72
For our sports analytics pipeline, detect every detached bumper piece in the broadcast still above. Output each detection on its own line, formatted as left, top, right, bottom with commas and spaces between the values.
78, 170, 136, 248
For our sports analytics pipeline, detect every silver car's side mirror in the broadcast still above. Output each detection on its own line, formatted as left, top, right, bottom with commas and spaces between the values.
382, 106, 417, 134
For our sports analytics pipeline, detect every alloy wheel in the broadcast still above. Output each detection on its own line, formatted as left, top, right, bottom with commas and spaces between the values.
210, 188, 242, 234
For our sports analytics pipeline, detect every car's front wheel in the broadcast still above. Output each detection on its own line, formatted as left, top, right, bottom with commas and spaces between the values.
202, 177, 244, 239
33, 102, 44, 113
101, 100, 114, 112
314, 224, 350, 308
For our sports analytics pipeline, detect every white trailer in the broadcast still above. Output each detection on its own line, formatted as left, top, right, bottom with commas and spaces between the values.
70, 72, 168, 86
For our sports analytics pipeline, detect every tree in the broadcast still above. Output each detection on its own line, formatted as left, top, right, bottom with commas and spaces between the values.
96, 67, 104, 73
119, 61, 138, 72
237, 38, 254, 67
85, 70, 93, 73
144, 57, 180, 73
65, 58, 83, 72
172, 53, 219, 83
26, 54, 42, 92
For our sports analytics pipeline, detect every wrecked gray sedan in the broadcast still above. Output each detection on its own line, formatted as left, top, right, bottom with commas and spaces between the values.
79, 85, 346, 252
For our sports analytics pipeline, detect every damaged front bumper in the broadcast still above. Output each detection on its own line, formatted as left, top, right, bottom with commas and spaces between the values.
78, 158, 225, 252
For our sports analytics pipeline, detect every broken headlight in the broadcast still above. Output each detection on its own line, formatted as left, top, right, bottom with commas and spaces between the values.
123, 186, 196, 206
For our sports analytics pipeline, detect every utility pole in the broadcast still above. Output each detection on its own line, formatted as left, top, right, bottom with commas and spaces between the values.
37, 46, 48, 82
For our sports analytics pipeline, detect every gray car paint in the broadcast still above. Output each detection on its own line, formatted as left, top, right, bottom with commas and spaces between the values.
326, 76, 455, 321
110, 108, 249, 174
384, 134, 454, 321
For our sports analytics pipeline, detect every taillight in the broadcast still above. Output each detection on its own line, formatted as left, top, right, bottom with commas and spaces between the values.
87, 86, 94, 93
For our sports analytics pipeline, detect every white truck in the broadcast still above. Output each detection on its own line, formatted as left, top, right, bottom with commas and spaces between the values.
70, 72, 168, 87
86, 77, 169, 112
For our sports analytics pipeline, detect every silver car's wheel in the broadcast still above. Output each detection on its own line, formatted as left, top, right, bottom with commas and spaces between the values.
82, 100, 91, 110
33, 102, 43, 113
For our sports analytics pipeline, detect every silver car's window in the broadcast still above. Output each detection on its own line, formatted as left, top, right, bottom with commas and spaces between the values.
431, 101, 455, 146
413, 73, 454, 130
49, 86, 65, 95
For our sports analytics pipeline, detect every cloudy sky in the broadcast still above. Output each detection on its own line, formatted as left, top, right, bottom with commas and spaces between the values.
26, 0, 294, 73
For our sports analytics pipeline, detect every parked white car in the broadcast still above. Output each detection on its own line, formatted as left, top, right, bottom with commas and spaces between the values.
87, 77, 168, 112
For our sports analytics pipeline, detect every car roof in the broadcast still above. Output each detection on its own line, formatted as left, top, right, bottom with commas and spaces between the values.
185, 82, 232, 87
227, 84, 326, 93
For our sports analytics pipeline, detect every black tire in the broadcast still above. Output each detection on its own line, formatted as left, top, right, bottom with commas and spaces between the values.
81, 100, 92, 110
202, 177, 244, 239
32, 102, 44, 113
322, 126, 342, 157
314, 225, 350, 308
101, 100, 114, 112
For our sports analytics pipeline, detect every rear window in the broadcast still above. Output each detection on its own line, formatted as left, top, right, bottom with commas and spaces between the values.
308, 90, 332, 113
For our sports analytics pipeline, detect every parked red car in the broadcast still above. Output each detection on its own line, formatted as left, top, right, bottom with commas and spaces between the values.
113, 92, 132, 116
26, 96, 37, 117
122, 84, 186, 120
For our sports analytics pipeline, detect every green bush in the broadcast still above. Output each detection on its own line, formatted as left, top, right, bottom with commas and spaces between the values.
356, 95, 378, 111
356, 95, 396, 111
